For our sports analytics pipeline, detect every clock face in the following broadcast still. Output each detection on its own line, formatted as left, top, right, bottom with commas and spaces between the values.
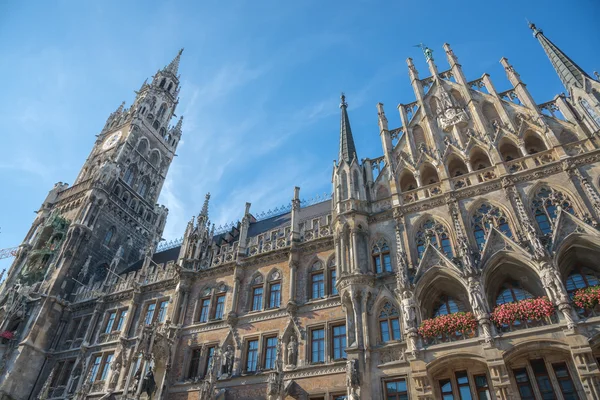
102, 131, 122, 150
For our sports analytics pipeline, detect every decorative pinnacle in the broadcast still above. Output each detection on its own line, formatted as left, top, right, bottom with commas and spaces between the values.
175, 115, 183, 131
340, 92, 347, 108
414, 43, 433, 62
200, 192, 210, 218
165, 48, 184, 75
528, 21, 542, 37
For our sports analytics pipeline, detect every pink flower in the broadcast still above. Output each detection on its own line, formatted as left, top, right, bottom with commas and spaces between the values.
491, 297, 554, 326
419, 312, 478, 339
0, 331, 14, 340
572, 286, 600, 309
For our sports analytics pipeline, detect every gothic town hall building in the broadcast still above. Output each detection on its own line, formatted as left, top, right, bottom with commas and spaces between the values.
2, 24, 600, 400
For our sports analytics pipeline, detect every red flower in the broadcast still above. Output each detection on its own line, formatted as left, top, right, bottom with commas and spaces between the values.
418, 312, 478, 339
491, 297, 554, 326
572, 285, 600, 309
0, 331, 14, 340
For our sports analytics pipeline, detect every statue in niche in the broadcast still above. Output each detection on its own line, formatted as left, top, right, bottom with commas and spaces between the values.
401, 291, 416, 329
467, 277, 488, 318
286, 336, 298, 367
541, 262, 568, 303
141, 367, 156, 400
221, 345, 234, 376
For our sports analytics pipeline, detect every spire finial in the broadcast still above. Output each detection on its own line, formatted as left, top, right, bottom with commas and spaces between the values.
200, 192, 210, 218
528, 21, 542, 37
165, 48, 184, 75
338, 92, 357, 164
414, 43, 433, 61
340, 92, 347, 108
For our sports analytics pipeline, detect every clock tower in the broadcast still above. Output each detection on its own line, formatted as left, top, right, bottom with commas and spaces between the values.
0, 50, 185, 400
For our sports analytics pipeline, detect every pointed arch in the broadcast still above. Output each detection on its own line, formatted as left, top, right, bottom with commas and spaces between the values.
149, 150, 160, 167
413, 216, 454, 260
412, 124, 427, 149
377, 301, 402, 344
469, 146, 492, 170
352, 169, 360, 199
414, 267, 469, 320
558, 129, 579, 145
498, 137, 521, 161
266, 268, 282, 309
157, 103, 167, 120
123, 165, 136, 186
340, 171, 348, 200
469, 200, 514, 249
523, 129, 548, 154
446, 153, 468, 178
529, 184, 577, 235
420, 162, 439, 185
450, 89, 465, 108
481, 101, 501, 126
137, 138, 149, 154
371, 237, 392, 274
399, 169, 418, 192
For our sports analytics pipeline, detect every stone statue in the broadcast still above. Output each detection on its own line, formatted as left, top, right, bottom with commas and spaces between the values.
401, 291, 416, 330
396, 251, 409, 291
221, 345, 234, 376
141, 367, 156, 399
468, 277, 488, 318
287, 335, 298, 367
346, 359, 360, 399
459, 236, 476, 275
541, 263, 568, 303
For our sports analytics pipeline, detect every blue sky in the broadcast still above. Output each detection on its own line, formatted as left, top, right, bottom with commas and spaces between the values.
1, 0, 599, 271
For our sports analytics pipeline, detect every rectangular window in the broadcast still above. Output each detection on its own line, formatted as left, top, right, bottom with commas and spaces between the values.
51, 361, 65, 388
199, 299, 210, 323
76, 316, 91, 339
383, 253, 392, 272
455, 371, 473, 400
246, 340, 259, 372
531, 359, 555, 399
553, 363, 578, 400
513, 368, 535, 400
89, 355, 102, 382
385, 378, 408, 400
391, 318, 401, 340
269, 283, 281, 308
439, 378, 454, 400
332, 325, 346, 360
474, 374, 491, 400
144, 303, 155, 325
100, 354, 113, 381
205, 346, 216, 376
157, 300, 168, 323
105, 312, 117, 333
252, 287, 263, 311
264, 337, 278, 370
214, 295, 225, 320
330, 269, 337, 295
115, 309, 127, 331
380, 320, 391, 343
311, 328, 325, 363
188, 348, 201, 379
374, 256, 382, 273
312, 273, 325, 299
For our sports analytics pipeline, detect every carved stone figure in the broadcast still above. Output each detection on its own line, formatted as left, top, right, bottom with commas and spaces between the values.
401, 291, 416, 330
286, 335, 298, 367
221, 345, 234, 376
141, 368, 156, 399
468, 277, 488, 318
541, 263, 568, 303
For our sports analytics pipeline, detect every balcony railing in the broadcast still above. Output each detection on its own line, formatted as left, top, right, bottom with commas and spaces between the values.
450, 166, 497, 190
401, 183, 443, 204
494, 314, 558, 333
422, 328, 479, 346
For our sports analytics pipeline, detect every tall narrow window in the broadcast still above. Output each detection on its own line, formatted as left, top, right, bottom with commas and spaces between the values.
100, 354, 113, 381
269, 282, 281, 308
472, 203, 513, 249
103, 228, 115, 246
372, 240, 392, 273
328, 258, 338, 295
439, 378, 454, 400
246, 340, 259, 372
144, 303, 155, 325
199, 299, 210, 323
532, 187, 575, 235
204, 346, 216, 376
214, 295, 225, 320
332, 325, 347, 360
123, 166, 135, 186
252, 287, 263, 311
341, 171, 348, 200
311, 328, 325, 363
104, 312, 117, 333
157, 300, 168, 323
379, 302, 401, 343
188, 348, 201, 379
416, 219, 453, 259
89, 355, 102, 382
530, 359, 555, 399
312, 272, 325, 299
552, 363, 578, 400
455, 371, 473, 400
115, 309, 127, 331
138, 177, 150, 198
513, 368, 535, 400
474, 374, 491, 400
264, 337, 278, 370
384, 379, 408, 400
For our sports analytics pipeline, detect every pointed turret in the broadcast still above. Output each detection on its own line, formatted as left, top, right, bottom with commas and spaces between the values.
199, 193, 210, 221
529, 22, 590, 92
165, 48, 184, 75
339, 93, 358, 164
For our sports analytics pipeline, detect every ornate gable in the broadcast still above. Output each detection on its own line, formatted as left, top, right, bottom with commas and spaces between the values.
415, 244, 461, 281
551, 209, 599, 253
479, 227, 530, 268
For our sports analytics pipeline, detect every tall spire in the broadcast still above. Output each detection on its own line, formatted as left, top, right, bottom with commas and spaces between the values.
165, 48, 184, 75
339, 93, 357, 164
200, 192, 210, 219
529, 22, 590, 91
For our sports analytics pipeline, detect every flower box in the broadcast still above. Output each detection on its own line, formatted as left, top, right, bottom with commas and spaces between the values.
419, 312, 478, 344
491, 296, 555, 331
572, 285, 600, 310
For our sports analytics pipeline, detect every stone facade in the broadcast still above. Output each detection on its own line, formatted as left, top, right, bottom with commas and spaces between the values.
1, 24, 600, 400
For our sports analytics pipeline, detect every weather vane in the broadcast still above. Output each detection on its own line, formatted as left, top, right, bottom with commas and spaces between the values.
413, 43, 433, 62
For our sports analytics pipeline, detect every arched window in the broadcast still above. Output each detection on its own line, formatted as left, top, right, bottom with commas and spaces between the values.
524, 131, 547, 154
138, 177, 150, 198
565, 267, 600, 297
103, 227, 115, 246
415, 219, 453, 259
157, 103, 167, 120
123, 166, 135, 186
469, 147, 492, 170
399, 170, 418, 192
420, 164, 439, 185
379, 302, 401, 343
310, 261, 325, 299
167, 82, 173, 91
580, 98, 600, 128
433, 295, 466, 317
482, 102, 501, 127
372, 240, 392, 274
412, 125, 426, 150
472, 203, 513, 249
341, 171, 348, 200
353, 170, 360, 198
250, 275, 263, 311
159, 78, 166, 88
328, 257, 337, 296
447, 155, 468, 178
495, 281, 533, 305
532, 187, 575, 235
149, 151, 159, 167
137, 139, 148, 154
268, 270, 281, 308
499, 139, 521, 162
